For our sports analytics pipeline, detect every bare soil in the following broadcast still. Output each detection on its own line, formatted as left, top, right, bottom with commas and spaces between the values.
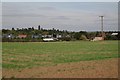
2, 58, 118, 78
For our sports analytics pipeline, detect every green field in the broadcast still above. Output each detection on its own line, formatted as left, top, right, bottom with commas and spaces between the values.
2, 41, 118, 69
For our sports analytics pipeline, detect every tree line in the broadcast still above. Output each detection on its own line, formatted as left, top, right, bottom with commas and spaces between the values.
2, 26, 119, 42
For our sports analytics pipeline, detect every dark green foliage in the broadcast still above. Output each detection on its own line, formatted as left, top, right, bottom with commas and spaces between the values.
105, 34, 118, 40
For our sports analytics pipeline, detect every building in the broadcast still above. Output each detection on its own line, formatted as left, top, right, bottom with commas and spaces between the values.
2, 34, 15, 39
31, 34, 42, 39
56, 34, 62, 38
43, 38, 55, 42
111, 33, 118, 36
18, 34, 27, 38
42, 35, 53, 38
92, 37, 103, 41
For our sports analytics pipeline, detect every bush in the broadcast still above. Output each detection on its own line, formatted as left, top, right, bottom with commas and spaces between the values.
80, 35, 88, 40
105, 35, 118, 40
61, 37, 71, 41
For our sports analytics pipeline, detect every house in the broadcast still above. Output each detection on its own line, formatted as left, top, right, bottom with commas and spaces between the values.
18, 34, 27, 38
92, 37, 103, 41
31, 34, 42, 39
2, 34, 15, 39
56, 34, 62, 38
111, 33, 118, 36
42, 35, 54, 38
47, 35, 53, 38
2, 34, 8, 38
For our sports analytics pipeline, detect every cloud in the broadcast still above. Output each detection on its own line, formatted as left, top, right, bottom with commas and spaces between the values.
38, 6, 56, 11
2, 2, 118, 31
2, 14, 47, 17
1, 0, 119, 2
52, 16, 70, 20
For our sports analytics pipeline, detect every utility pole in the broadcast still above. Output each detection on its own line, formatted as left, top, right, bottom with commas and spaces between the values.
99, 16, 104, 40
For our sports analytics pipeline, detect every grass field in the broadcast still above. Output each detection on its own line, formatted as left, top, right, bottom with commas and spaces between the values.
2, 41, 118, 70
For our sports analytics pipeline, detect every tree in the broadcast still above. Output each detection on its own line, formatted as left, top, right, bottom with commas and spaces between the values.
38, 25, 41, 30
31, 27, 34, 30
80, 35, 88, 40
12, 28, 15, 31
74, 32, 81, 40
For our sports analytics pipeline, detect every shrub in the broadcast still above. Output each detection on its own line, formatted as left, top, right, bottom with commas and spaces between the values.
80, 35, 88, 40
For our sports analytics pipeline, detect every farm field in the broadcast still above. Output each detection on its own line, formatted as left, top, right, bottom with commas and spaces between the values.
2, 41, 119, 78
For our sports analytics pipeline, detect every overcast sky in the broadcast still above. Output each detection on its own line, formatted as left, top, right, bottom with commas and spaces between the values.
1, 0, 119, 2
2, 2, 118, 31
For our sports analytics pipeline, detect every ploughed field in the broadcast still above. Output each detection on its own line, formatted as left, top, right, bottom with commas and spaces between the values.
2, 41, 119, 78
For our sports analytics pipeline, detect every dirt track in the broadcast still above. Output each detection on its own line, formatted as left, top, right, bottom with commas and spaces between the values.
2, 58, 118, 78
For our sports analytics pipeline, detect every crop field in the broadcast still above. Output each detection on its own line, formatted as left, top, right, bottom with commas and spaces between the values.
2, 41, 119, 78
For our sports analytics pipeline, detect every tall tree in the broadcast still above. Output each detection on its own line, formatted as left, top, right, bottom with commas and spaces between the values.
38, 25, 41, 30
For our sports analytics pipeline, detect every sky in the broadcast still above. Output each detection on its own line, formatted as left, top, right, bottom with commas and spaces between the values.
2, 2, 118, 32
1, 0, 119, 2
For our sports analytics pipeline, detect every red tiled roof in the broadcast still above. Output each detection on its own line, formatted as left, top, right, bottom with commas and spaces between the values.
18, 34, 27, 38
